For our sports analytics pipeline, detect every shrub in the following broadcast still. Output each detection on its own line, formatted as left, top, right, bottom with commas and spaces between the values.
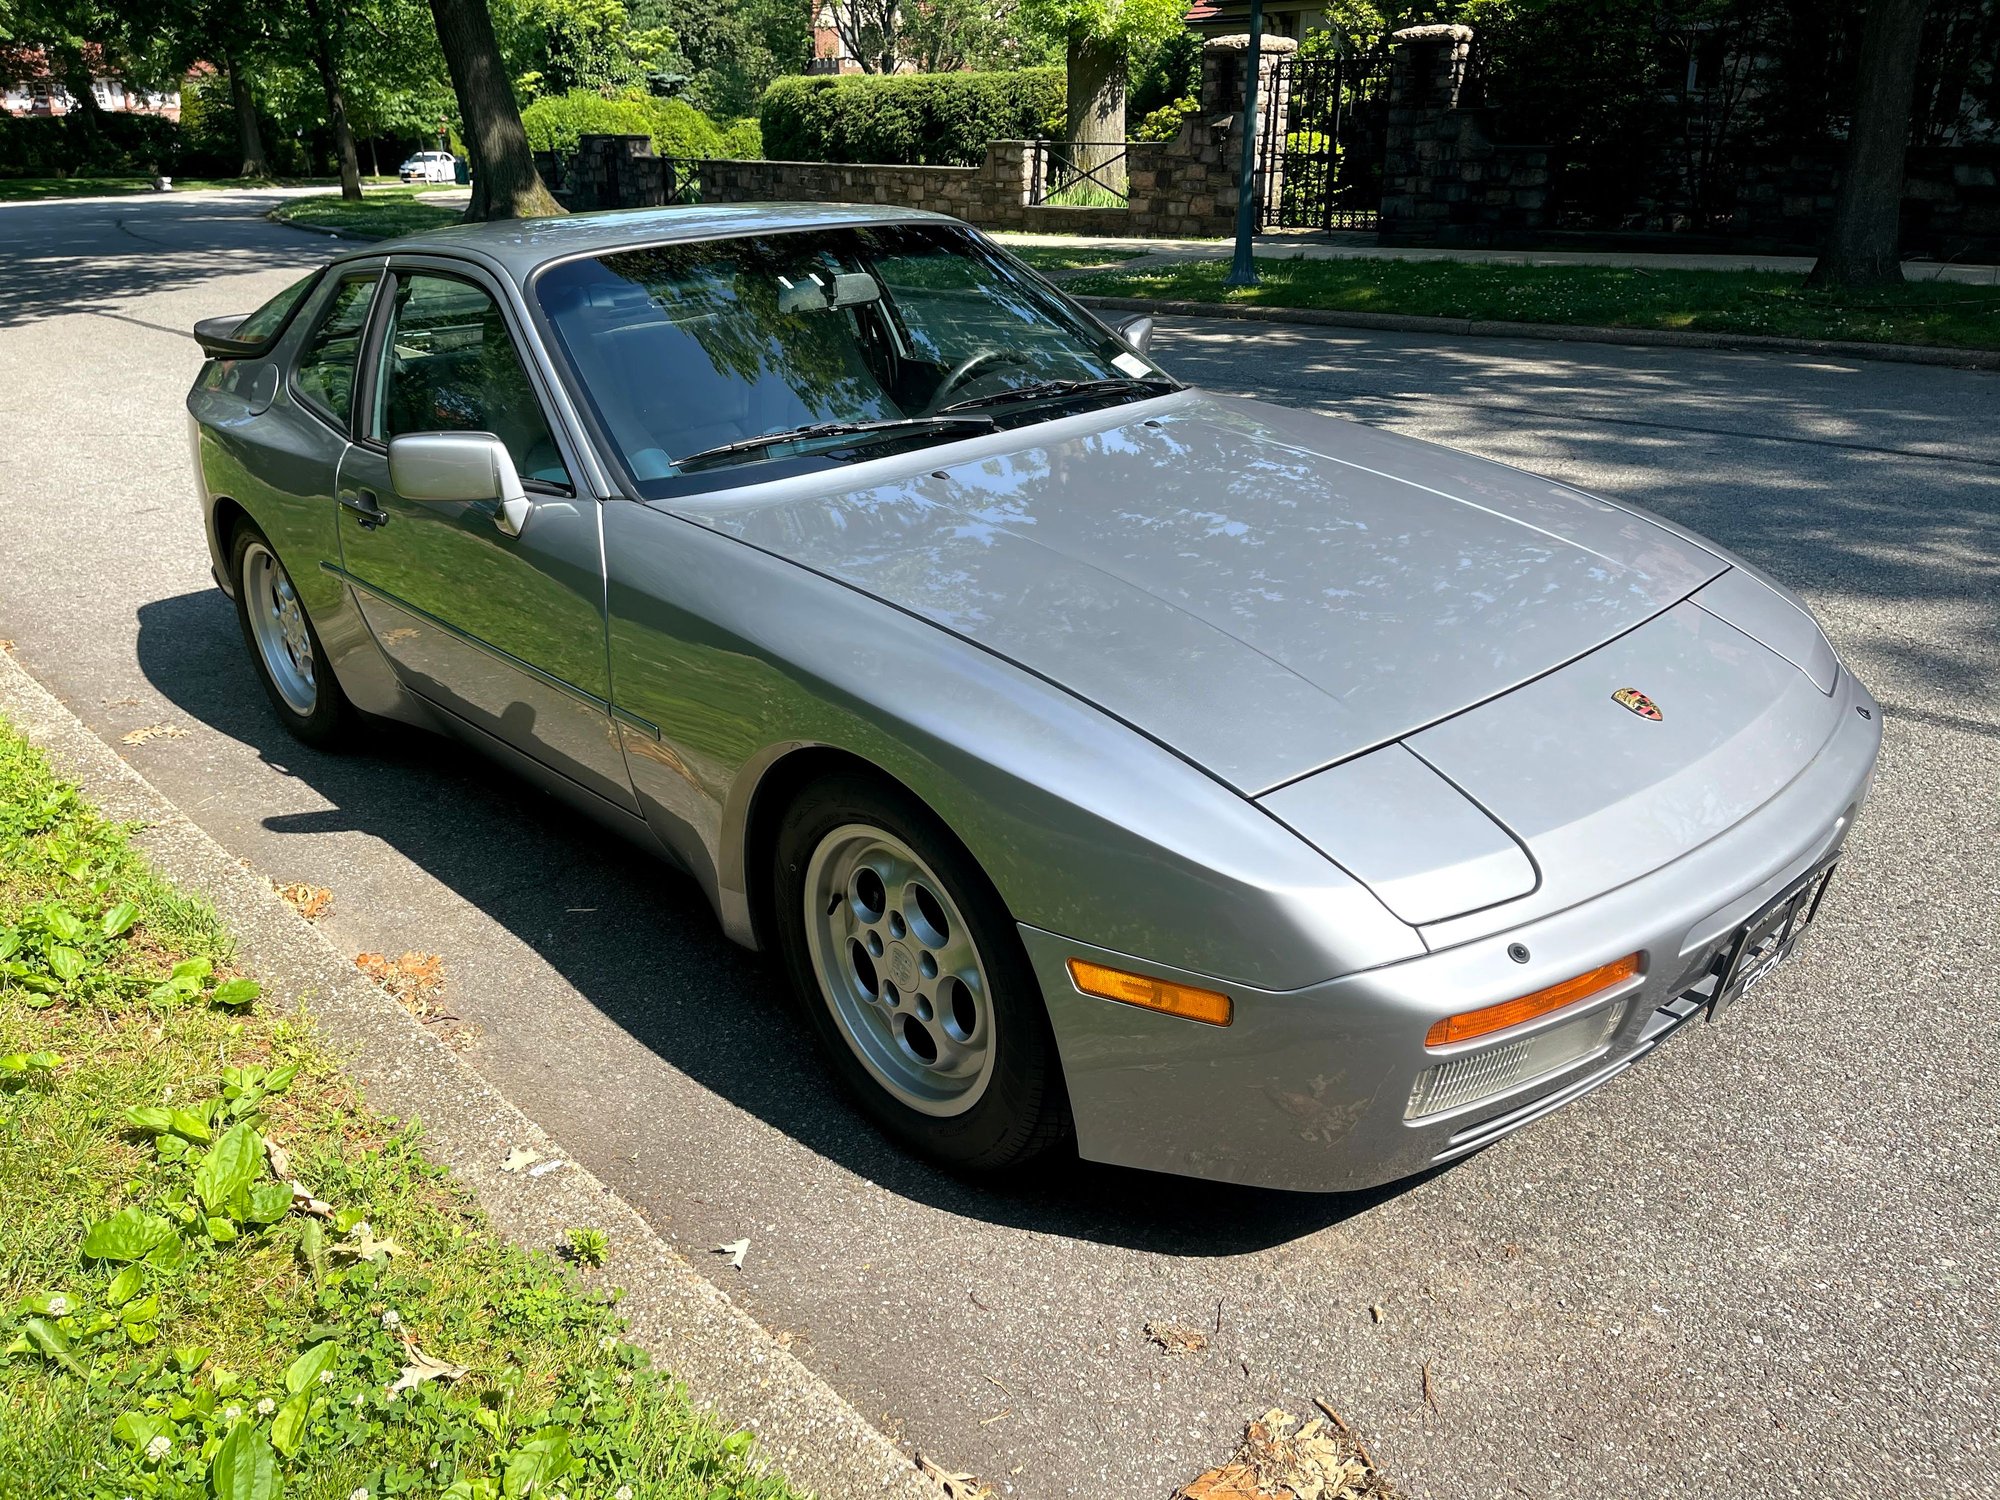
759, 68, 1064, 167
1132, 95, 1199, 142
714, 116, 763, 159
0, 113, 184, 178
520, 89, 727, 159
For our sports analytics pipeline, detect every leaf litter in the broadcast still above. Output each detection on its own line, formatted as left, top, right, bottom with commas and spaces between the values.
276, 882, 333, 921
1145, 1320, 1211, 1356
119, 724, 186, 746
916, 1452, 993, 1499
1174, 1405, 1399, 1500
353, 951, 477, 1048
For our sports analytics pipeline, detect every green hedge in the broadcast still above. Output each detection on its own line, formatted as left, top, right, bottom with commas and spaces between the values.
520, 90, 750, 160
758, 69, 1064, 167
0, 113, 184, 178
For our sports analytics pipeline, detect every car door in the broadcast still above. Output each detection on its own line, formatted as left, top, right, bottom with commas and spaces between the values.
332, 259, 635, 812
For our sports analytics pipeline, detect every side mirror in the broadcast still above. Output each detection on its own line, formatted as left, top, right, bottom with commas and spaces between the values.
1113, 313, 1154, 356
193, 314, 266, 359
388, 432, 532, 537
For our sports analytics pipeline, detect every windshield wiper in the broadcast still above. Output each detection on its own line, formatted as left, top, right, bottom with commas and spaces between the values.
673, 415, 995, 472
934, 375, 1176, 415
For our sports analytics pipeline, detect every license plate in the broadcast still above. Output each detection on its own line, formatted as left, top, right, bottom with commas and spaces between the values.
1709, 861, 1838, 1021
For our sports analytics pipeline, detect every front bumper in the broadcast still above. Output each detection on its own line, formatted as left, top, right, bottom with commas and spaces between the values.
1024, 669, 1882, 1193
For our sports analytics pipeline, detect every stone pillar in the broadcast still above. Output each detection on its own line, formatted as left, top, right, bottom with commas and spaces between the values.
1381, 25, 1472, 241
1200, 33, 1298, 226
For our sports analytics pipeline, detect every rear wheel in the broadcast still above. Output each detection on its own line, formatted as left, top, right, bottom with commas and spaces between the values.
231, 523, 350, 747
772, 772, 1069, 1171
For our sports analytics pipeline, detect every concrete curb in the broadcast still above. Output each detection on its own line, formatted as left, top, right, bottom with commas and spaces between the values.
0, 647, 946, 1500
1072, 292, 2000, 370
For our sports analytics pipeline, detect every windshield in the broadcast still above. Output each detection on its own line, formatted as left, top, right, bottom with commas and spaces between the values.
533, 223, 1173, 494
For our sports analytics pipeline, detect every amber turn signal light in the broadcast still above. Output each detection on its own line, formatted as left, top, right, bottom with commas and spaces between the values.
1067, 958, 1233, 1027
1425, 952, 1642, 1048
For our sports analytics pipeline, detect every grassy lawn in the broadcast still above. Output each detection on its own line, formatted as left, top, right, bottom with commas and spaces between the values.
0, 176, 399, 203
1006, 244, 1147, 275
0, 720, 799, 1500
1063, 255, 2000, 350
269, 186, 467, 239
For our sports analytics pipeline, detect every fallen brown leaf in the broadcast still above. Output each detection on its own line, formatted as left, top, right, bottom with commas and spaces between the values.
354, 952, 468, 1042
1421, 1360, 1438, 1413
120, 723, 186, 745
1145, 1320, 1211, 1356
277, 882, 333, 921
916, 1453, 992, 1499
1174, 1406, 1399, 1500
387, 1332, 469, 1393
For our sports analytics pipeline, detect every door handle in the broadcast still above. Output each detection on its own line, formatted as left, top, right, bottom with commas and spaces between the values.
339, 488, 389, 530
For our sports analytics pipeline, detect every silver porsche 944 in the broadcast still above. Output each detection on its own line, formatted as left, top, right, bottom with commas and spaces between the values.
187, 204, 1881, 1192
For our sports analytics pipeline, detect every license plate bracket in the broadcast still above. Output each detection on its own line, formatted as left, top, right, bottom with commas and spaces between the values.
1709, 860, 1838, 1021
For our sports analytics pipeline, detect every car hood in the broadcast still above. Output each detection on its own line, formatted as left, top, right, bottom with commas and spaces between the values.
665, 390, 1727, 794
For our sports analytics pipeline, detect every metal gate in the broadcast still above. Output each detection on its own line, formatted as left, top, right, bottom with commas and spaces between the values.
1257, 48, 1393, 231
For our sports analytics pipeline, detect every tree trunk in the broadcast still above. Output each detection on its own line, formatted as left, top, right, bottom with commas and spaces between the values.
300, 0, 364, 200
225, 53, 272, 178
428, 0, 564, 220
1807, 0, 1930, 288
1065, 34, 1127, 198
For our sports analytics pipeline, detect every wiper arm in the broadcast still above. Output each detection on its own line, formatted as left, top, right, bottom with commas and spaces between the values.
934, 375, 1176, 415
674, 414, 995, 472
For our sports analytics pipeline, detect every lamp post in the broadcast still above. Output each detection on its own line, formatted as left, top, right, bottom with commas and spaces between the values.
1225, 0, 1265, 287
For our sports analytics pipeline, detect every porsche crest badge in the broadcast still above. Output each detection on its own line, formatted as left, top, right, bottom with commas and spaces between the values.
1612, 687, 1663, 721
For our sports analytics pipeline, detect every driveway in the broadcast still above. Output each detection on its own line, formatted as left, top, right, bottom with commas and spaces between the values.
2, 190, 1995, 1500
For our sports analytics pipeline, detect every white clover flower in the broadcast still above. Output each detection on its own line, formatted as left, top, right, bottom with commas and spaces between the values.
351, 1221, 373, 1239
319, 1369, 337, 1386
598, 1334, 617, 1351
144, 1435, 171, 1462
352, 1392, 366, 1409
616, 1486, 634, 1500
350, 1490, 369, 1500
381, 1309, 401, 1329
223, 1405, 243, 1424
383, 1388, 398, 1404
255, 1397, 276, 1417
47, 1295, 69, 1316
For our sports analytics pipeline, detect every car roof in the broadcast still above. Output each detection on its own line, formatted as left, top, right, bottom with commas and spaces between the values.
344, 202, 963, 280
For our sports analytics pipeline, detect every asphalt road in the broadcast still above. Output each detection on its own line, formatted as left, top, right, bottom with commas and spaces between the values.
2, 191, 1995, 1500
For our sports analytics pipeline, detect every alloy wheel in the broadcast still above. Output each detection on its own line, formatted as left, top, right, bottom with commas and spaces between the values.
242, 541, 317, 717
803, 823, 996, 1117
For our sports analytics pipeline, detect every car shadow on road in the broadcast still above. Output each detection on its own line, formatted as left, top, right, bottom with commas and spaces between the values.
136, 586, 1414, 1256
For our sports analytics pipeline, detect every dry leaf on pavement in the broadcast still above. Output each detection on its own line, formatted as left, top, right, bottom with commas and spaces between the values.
387, 1334, 469, 1393
714, 1238, 749, 1269
277, 883, 333, 921
120, 724, 186, 745
916, 1452, 992, 1499
1175, 1407, 1398, 1500
1146, 1320, 1211, 1356
501, 1147, 543, 1173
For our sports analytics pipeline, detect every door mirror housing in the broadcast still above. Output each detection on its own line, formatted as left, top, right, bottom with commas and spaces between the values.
193, 314, 266, 359
388, 432, 532, 536
1113, 313, 1154, 356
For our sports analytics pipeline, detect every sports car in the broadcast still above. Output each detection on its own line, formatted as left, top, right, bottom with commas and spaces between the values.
186, 204, 1881, 1191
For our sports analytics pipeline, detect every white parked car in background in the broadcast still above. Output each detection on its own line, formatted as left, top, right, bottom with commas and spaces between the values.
397, 150, 457, 184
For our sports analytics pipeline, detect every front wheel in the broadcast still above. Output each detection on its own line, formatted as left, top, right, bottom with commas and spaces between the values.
772, 772, 1070, 1171
231, 523, 351, 747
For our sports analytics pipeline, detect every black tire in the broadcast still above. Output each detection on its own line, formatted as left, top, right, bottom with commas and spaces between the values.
229, 521, 352, 748
771, 770, 1071, 1172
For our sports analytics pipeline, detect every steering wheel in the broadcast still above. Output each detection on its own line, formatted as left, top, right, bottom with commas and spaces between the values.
928, 348, 1038, 411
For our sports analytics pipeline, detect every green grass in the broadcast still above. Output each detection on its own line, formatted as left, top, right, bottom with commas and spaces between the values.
267, 186, 467, 239
0, 176, 399, 202
1063, 256, 2000, 350
1005, 244, 1147, 275
0, 720, 800, 1500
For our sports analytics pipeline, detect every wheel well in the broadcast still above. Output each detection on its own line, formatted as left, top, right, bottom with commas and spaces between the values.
739, 745, 891, 952
211, 497, 251, 573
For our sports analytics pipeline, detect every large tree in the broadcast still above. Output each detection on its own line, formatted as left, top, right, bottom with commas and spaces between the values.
430, 0, 563, 218
1019, 0, 1186, 189
1808, 0, 1932, 287
296, 0, 364, 199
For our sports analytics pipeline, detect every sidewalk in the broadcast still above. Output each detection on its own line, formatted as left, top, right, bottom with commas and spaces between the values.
990, 228, 2000, 285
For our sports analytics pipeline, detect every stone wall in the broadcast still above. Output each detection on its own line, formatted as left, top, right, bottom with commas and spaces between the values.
1379, 24, 1551, 246
1735, 146, 2000, 261
547, 34, 1290, 240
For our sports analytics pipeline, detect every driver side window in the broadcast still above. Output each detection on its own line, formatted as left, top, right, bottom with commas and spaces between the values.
372, 272, 571, 489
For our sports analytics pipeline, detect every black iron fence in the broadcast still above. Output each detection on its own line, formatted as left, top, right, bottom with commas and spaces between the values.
1029, 140, 1130, 208
1257, 48, 1393, 231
